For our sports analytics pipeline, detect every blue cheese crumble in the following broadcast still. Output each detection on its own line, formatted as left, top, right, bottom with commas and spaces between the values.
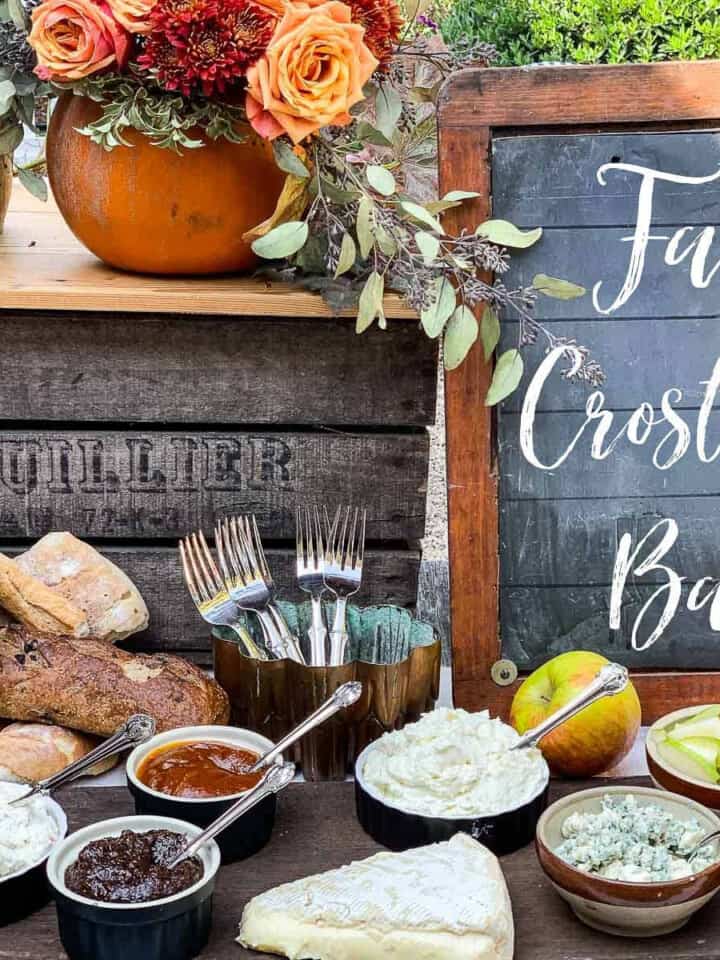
556, 794, 718, 882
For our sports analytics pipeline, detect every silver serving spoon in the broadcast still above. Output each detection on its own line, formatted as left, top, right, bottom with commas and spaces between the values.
680, 830, 720, 862
167, 761, 296, 868
510, 663, 629, 750
249, 680, 362, 773
8, 714, 156, 805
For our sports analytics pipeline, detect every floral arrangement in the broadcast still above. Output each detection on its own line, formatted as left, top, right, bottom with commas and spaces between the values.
0, 0, 600, 395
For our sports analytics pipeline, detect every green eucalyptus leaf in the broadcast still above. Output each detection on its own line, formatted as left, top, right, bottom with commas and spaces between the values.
357, 195, 374, 259
7, 0, 27, 29
375, 225, 396, 257
442, 190, 481, 202
366, 164, 395, 197
375, 84, 402, 140
485, 349, 524, 406
251, 220, 309, 259
17, 166, 48, 202
476, 219, 543, 248
421, 277, 456, 339
0, 0, 11, 21
480, 306, 500, 360
0, 121, 22, 154
444, 305, 479, 370
356, 271, 384, 333
532, 273, 586, 300
424, 199, 461, 215
273, 139, 310, 179
334, 233, 356, 278
415, 230, 440, 265
0, 79, 15, 115
318, 178, 361, 204
355, 121, 392, 147
400, 200, 444, 234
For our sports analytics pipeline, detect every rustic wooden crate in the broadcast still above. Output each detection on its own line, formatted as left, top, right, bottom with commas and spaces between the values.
0, 186, 435, 664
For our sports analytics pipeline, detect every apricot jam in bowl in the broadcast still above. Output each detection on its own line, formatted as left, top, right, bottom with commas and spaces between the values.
126, 726, 283, 863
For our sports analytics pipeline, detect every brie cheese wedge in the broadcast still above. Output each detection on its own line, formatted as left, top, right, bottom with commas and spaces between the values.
237, 833, 514, 960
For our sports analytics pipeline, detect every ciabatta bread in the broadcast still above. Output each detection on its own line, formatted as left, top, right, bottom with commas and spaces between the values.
0, 722, 117, 783
0, 553, 88, 638
15, 533, 149, 643
0, 625, 229, 736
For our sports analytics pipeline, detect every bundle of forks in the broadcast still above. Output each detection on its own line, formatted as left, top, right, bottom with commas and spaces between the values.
180, 506, 366, 667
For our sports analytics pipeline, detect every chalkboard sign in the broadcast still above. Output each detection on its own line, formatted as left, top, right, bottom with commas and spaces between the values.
437, 61, 720, 721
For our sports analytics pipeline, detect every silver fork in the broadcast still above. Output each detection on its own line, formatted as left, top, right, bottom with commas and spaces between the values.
296, 505, 328, 666
323, 506, 366, 666
217, 516, 305, 664
179, 533, 267, 660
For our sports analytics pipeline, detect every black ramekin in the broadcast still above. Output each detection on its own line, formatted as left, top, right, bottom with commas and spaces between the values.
126, 725, 280, 864
354, 741, 550, 856
46, 815, 221, 960
0, 795, 67, 926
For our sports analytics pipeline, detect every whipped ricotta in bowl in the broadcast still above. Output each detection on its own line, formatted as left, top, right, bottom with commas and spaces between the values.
360, 708, 549, 818
0, 780, 64, 879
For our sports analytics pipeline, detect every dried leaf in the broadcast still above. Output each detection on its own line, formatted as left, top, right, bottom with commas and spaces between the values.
251, 220, 309, 259
444, 305, 479, 370
485, 349, 524, 405
356, 121, 392, 148
243, 174, 309, 242
334, 233, 356, 278
421, 277, 455, 338
366, 164, 396, 197
443, 190, 481, 202
415, 230, 440, 265
356, 271, 384, 333
357, 195, 375, 259
476, 219, 542, 248
480, 306, 500, 360
532, 274, 586, 300
0, 121, 22, 154
375, 225, 397, 257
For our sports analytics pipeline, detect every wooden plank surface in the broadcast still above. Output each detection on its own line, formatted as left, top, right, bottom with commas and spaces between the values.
1, 544, 420, 663
5, 777, 720, 960
0, 430, 428, 541
0, 185, 414, 318
0, 312, 436, 426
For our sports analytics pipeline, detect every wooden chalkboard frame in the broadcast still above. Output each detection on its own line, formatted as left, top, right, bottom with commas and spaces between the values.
437, 60, 720, 723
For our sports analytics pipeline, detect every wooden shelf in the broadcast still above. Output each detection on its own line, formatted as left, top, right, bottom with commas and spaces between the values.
0, 183, 415, 318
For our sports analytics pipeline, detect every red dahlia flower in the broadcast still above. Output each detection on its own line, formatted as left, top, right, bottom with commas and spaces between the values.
137, 0, 276, 96
347, 0, 402, 70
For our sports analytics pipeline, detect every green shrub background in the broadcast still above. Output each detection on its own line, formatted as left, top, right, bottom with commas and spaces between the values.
440, 0, 720, 65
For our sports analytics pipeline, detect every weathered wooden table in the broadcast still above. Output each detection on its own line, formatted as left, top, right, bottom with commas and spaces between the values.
0, 185, 437, 663
1, 777, 718, 960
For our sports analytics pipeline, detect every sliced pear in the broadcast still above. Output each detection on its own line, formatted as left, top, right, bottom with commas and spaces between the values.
658, 737, 720, 784
667, 716, 720, 742
689, 705, 720, 722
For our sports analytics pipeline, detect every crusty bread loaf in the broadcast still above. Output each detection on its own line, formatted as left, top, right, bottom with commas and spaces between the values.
0, 626, 229, 736
15, 533, 149, 643
0, 722, 117, 783
0, 553, 89, 638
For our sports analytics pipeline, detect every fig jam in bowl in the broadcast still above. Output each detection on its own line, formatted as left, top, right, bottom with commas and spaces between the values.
126, 725, 282, 862
46, 815, 220, 960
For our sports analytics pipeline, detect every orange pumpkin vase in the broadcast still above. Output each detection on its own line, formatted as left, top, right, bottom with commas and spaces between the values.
46, 94, 286, 275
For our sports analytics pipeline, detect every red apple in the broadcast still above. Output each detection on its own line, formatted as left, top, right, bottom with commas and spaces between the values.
509, 651, 641, 777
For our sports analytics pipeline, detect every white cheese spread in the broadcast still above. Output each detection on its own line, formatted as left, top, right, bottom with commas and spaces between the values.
360, 708, 549, 818
0, 781, 61, 879
556, 794, 718, 882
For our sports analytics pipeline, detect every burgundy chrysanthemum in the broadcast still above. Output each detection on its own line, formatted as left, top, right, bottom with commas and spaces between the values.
137, 0, 276, 96
348, 0, 402, 71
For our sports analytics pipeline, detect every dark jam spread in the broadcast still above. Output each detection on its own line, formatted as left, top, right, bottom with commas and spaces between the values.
64, 829, 203, 904
137, 740, 263, 799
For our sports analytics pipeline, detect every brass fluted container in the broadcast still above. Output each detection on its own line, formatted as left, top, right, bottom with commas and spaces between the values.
213, 603, 440, 781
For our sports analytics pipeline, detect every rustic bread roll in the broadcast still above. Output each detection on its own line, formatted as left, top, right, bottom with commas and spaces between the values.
15, 533, 149, 643
0, 722, 117, 783
0, 553, 89, 638
0, 626, 229, 736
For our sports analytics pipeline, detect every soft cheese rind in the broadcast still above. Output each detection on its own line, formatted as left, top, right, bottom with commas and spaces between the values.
238, 834, 514, 960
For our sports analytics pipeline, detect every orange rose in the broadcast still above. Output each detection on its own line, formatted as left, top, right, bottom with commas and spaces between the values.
245, 0, 378, 145
105, 0, 155, 34
30, 0, 130, 80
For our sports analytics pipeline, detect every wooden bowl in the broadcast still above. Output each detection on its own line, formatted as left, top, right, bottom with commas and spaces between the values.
536, 785, 720, 937
647, 706, 720, 809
